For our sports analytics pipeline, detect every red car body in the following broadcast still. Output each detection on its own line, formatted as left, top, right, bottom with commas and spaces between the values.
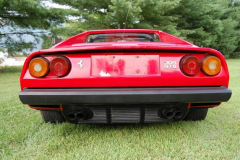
19, 29, 232, 124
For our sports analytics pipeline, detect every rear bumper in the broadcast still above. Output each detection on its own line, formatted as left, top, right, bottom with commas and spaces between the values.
19, 86, 232, 105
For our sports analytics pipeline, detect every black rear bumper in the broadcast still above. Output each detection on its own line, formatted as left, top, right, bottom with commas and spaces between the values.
19, 86, 232, 105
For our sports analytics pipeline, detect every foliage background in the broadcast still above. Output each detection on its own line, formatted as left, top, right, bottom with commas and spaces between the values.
0, 0, 240, 58
0, 0, 72, 55
51, 0, 240, 58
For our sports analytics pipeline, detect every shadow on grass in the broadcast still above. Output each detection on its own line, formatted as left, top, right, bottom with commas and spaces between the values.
52, 121, 197, 135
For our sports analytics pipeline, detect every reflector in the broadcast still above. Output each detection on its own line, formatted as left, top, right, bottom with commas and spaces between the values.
29, 57, 49, 78
202, 56, 221, 76
50, 56, 70, 77
181, 55, 201, 76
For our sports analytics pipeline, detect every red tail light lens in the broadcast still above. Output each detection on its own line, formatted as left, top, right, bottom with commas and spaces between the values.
50, 56, 71, 77
180, 55, 201, 76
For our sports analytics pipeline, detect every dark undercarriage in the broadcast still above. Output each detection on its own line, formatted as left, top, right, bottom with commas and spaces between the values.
61, 103, 189, 124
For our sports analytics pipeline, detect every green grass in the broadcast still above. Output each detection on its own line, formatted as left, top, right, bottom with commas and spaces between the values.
0, 60, 239, 160
0, 66, 23, 73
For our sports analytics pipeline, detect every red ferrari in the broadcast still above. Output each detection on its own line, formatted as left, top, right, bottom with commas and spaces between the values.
19, 29, 232, 124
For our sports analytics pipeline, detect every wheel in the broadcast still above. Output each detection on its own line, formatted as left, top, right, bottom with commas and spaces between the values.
40, 111, 66, 123
184, 108, 208, 121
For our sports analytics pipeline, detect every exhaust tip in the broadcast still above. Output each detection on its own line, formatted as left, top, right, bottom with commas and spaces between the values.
76, 110, 88, 120
162, 109, 175, 119
67, 109, 94, 121
76, 113, 85, 119
174, 109, 183, 119
68, 113, 76, 120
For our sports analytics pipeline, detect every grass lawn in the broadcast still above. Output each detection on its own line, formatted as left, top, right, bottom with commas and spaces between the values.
0, 60, 239, 160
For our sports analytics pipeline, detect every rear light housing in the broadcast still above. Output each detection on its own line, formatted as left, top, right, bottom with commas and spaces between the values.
202, 56, 221, 76
50, 56, 71, 77
29, 57, 49, 78
180, 55, 201, 76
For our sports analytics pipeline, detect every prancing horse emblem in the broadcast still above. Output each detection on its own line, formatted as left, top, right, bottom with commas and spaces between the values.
78, 60, 84, 69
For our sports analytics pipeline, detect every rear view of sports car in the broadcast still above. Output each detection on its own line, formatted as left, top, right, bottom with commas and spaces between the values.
19, 29, 232, 124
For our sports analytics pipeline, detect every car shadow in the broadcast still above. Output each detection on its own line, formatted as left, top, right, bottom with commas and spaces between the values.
55, 121, 195, 136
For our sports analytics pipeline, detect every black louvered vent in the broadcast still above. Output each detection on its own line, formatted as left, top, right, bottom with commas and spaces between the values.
62, 104, 188, 124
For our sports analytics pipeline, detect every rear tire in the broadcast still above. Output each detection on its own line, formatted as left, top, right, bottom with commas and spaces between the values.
40, 111, 66, 123
184, 108, 208, 121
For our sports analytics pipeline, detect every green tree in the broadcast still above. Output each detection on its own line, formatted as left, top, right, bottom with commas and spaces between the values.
0, 0, 73, 56
34, 0, 240, 58
41, 35, 52, 49
172, 0, 240, 58
52, 0, 180, 35
222, 1, 240, 58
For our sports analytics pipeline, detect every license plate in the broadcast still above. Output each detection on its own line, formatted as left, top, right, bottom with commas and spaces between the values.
91, 55, 159, 76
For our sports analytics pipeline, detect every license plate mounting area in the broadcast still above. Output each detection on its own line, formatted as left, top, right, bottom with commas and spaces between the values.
91, 55, 159, 76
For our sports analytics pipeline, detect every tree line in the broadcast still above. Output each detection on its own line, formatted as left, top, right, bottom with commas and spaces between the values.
1, 0, 240, 58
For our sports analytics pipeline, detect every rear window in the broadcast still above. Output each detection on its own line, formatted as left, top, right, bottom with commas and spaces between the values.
85, 33, 160, 43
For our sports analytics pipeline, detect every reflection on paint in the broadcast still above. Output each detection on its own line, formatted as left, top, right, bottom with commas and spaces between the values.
99, 71, 111, 77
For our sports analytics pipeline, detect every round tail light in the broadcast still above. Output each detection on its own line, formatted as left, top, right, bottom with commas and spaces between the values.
202, 56, 221, 76
50, 56, 71, 77
180, 55, 201, 76
29, 57, 49, 78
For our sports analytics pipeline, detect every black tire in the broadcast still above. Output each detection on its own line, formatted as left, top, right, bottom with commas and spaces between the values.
184, 108, 208, 121
40, 111, 66, 123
